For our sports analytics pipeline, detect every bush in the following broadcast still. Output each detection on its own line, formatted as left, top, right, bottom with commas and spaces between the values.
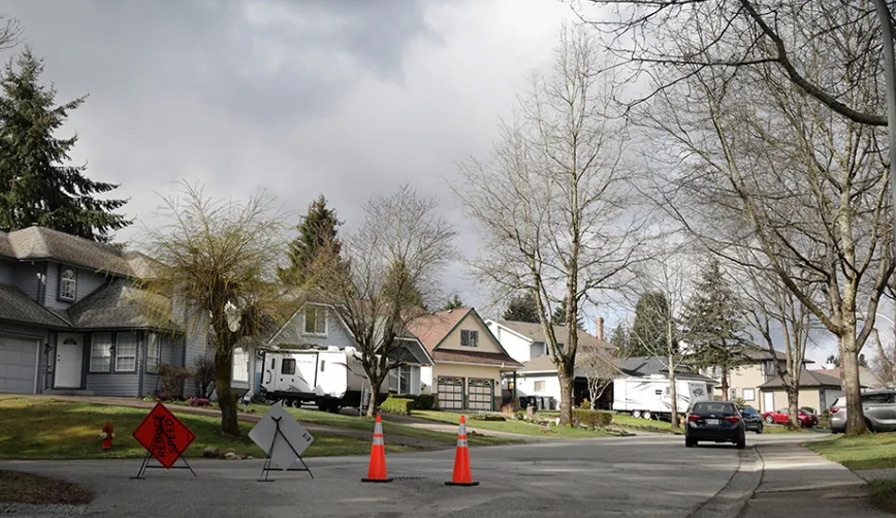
158, 363, 192, 399
415, 394, 434, 410
573, 409, 613, 428
188, 397, 211, 407
192, 356, 216, 399
579, 398, 592, 410
379, 396, 416, 415
501, 399, 519, 419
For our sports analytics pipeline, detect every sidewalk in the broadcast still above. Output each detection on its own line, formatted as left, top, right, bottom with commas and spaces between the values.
740, 442, 892, 518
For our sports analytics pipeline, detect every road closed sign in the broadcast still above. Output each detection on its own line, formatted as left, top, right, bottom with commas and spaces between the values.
249, 402, 314, 470
133, 403, 196, 469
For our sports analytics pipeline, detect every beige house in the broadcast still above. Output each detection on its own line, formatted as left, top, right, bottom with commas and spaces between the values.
408, 307, 522, 411
759, 369, 844, 414
703, 349, 814, 413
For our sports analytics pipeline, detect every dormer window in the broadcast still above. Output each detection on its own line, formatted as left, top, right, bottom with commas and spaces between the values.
303, 306, 327, 336
59, 268, 76, 301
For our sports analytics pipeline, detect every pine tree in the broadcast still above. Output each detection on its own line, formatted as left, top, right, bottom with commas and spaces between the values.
609, 324, 629, 351
550, 295, 585, 329
680, 258, 748, 399
502, 291, 540, 323
442, 294, 464, 310
280, 195, 342, 286
628, 291, 673, 356
382, 259, 423, 308
0, 50, 130, 242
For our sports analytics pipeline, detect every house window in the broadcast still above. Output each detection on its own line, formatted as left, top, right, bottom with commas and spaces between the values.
534, 380, 546, 392
460, 330, 479, 347
303, 306, 327, 336
115, 332, 138, 372
232, 348, 248, 382
281, 358, 296, 375
743, 388, 755, 401
90, 333, 112, 372
729, 388, 737, 400
59, 268, 76, 301
388, 365, 419, 394
146, 333, 161, 374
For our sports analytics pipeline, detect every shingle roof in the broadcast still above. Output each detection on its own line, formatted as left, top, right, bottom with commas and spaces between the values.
0, 283, 70, 328
67, 279, 179, 331
813, 367, 884, 388
497, 319, 606, 349
618, 356, 716, 382
760, 369, 844, 389
407, 308, 522, 368
741, 347, 815, 364
0, 226, 132, 276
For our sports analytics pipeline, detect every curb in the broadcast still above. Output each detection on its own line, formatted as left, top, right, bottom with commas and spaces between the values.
687, 446, 764, 518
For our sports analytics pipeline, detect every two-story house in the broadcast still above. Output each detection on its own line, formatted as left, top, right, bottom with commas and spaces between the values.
407, 307, 521, 411
0, 227, 203, 397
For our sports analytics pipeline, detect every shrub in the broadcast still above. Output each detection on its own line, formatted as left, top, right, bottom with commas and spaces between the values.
573, 409, 613, 428
158, 363, 192, 399
579, 398, 591, 410
192, 356, 216, 399
501, 400, 519, 419
415, 394, 434, 410
188, 397, 211, 407
379, 396, 416, 415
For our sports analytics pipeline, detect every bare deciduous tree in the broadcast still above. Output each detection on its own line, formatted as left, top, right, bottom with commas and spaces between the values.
137, 184, 292, 436
310, 185, 456, 417
455, 26, 640, 426
576, 339, 624, 410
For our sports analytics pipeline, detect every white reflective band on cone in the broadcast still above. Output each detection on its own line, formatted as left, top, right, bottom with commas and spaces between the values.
459, 424, 466, 435
373, 436, 384, 445
456, 439, 468, 447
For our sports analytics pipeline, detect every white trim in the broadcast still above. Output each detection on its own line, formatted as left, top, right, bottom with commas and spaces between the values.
436, 360, 520, 369
484, 320, 533, 343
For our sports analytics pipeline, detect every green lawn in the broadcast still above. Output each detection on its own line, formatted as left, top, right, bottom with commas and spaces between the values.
0, 396, 410, 460
806, 432, 896, 470
760, 424, 812, 434
410, 410, 614, 438
246, 404, 516, 447
870, 479, 896, 514
608, 414, 685, 435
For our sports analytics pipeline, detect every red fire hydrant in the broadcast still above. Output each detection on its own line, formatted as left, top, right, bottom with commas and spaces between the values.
100, 421, 115, 450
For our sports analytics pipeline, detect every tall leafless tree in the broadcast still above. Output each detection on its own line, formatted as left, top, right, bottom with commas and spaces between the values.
455, 26, 640, 426
310, 185, 456, 417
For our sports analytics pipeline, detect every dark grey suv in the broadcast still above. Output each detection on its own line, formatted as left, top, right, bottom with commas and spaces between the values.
830, 389, 896, 433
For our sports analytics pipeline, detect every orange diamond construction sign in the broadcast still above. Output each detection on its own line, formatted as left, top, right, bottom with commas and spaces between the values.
133, 402, 196, 469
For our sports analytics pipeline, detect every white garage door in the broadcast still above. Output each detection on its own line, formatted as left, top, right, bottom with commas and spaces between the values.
0, 335, 38, 394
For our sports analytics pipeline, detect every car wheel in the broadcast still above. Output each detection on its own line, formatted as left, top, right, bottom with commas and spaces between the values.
736, 434, 746, 449
756, 425, 763, 435
686, 437, 696, 447
765, 415, 774, 424
866, 420, 875, 433
643, 410, 652, 420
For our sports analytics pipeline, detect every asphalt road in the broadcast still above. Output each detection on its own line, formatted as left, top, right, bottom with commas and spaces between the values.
0, 433, 812, 518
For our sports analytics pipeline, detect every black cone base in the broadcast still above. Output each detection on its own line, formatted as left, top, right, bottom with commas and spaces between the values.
361, 477, 394, 483
445, 481, 479, 486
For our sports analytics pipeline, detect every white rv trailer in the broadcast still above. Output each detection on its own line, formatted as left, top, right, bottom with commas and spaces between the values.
612, 377, 712, 421
260, 346, 376, 412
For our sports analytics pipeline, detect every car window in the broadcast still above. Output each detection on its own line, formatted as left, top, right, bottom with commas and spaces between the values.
864, 393, 892, 404
800, 408, 814, 415
693, 402, 735, 414
740, 407, 756, 416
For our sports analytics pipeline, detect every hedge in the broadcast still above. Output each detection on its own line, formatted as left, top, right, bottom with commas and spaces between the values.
380, 396, 416, 415
573, 409, 613, 428
393, 394, 434, 411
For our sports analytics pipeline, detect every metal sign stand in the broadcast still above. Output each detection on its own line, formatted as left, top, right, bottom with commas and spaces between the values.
131, 427, 197, 479
257, 416, 314, 482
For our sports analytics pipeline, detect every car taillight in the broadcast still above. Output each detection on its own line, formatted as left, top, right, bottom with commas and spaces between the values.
830, 408, 839, 414
725, 416, 741, 423
688, 415, 700, 422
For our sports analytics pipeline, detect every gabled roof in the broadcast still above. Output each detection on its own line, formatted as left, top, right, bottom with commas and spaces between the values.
407, 308, 522, 368
741, 347, 815, 364
618, 356, 716, 382
0, 283, 70, 328
813, 367, 884, 388
760, 369, 845, 389
0, 226, 132, 277
494, 319, 607, 350
67, 279, 180, 331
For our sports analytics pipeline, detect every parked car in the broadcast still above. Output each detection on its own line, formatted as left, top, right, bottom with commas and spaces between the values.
685, 401, 746, 449
761, 408, 818, 427
830, 389, 896, 433
738, 406, 764, 434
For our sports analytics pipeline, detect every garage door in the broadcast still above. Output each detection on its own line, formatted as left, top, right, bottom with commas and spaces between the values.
468, 378, 494, 411
0, 335, 38, 394
437, 376, 464, 410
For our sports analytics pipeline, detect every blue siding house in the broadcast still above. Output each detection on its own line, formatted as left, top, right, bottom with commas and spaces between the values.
0, 226, 197, 397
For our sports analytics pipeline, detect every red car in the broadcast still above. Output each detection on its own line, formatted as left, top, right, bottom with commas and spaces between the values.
761, 408, 818, 427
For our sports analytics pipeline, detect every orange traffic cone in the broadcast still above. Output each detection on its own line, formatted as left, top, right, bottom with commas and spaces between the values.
445, 415, 479, 486
361, 414, 393, 483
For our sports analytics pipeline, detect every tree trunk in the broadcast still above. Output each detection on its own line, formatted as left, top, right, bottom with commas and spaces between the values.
786, 384, 800, 430
558, 366, 575, 426
720, 367, 729, 401
214, 347, 239, 437
669, 353, 679, 428
366, 375, 385, 418
839, 330, 867, 435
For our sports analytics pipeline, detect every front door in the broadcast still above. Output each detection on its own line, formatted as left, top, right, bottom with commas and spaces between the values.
763, 391, 775, 414
54, 333, 83, 388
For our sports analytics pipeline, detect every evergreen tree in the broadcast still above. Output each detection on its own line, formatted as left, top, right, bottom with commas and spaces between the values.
382, 259, 423, 308
0, 50, 130, 242
550, 295, 585, 329
609, 324, 629, 351
442, 294, 464, 310
502, 291, 540, 323
280, 195, 341, 285
628, 291, 673, 356
680, 258, 749, 398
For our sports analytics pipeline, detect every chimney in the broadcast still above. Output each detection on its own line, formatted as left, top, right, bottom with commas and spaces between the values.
595, 317, 604, 342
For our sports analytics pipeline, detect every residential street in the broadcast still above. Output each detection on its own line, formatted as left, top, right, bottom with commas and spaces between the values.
4, 433, 880, 518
